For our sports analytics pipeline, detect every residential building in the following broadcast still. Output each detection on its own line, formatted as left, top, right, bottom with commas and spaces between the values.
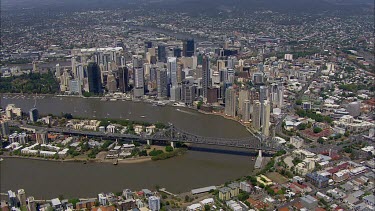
252, 100, 261, 130
148, 196, 160, 211
225, 86, 236, 117
218, 187, 231, 201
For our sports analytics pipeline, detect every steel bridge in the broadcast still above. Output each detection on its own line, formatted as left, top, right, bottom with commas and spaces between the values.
16, 123, 281, 152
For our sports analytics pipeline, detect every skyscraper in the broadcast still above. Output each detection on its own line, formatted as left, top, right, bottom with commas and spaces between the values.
170, 86, 181, 101
202, 55, 210, 101
224, 87, 236, 117
0, 121, 10, 137
182, 80, 195, 106
261, 100, 271, 136
271, 82, 284, 108
118, 67, 129, 92
238, 90, 249, 116
168, 57, 178, 87
243, 100, 251, 123
259, 86, 268, 103
183, 39, 195, 57
252, 100, 261, 130
133, 67, 144, 97
174, 47, 182, 58
87, 62, 102, 94
29, 108, 39, 123
157, 45, 167, 63
157, 68, 168, 99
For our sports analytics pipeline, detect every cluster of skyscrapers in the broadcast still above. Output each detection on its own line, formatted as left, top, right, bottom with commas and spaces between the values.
55, 38, 284, 136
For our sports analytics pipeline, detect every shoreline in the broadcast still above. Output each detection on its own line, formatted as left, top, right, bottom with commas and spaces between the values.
0, 155, 152, 165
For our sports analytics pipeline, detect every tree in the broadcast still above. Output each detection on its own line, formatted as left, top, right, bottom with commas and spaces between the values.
298, 123, 307, 130
184, 195, 190, 202
68, 198, 80, 208
296, 99, 302, 105
197, 101, 203, 109
204, 205, 210, 211
165, 146, 174, 152
317, 137, 324, 144
313, 127, 322, 133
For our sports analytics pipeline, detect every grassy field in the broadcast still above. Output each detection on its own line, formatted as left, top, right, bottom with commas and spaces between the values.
266, 172, 289, 184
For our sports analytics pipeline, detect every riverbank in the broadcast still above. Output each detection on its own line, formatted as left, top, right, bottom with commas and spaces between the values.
0, 155, 152, 164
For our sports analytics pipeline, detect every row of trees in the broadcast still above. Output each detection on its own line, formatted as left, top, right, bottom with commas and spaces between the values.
0, 72, 59, 94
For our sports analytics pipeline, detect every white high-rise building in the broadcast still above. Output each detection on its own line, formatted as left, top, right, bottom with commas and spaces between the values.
261, 100, 271, 136
252, 100, 261, 130
170, 86, 181, 101
168, 57, 178, 87
225, 87, 236, 117
55, 64, 61, 78
148, 196, 160, 211
238, 90, 249, 115
133, 67, 144, 97
271, 82, 284, 108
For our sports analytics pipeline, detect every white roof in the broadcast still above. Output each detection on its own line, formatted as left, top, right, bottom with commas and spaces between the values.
187, 204, 201, 210
51, 198, 61, 206
200, 198, 214, 205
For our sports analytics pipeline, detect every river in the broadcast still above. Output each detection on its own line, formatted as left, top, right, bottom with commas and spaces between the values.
0, 94, 255, 198
0, 94, 250, 138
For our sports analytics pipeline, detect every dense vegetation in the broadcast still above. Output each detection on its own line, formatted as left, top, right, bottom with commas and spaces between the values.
296, 109, 333, 123
0, 72, 59, 94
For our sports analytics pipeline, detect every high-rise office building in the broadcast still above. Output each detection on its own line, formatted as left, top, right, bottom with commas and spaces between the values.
207, 87, 218, 104
133, 55, 143, 68
87, 62, 102, 94
157, 45, 167, 63
243, 100, 251, 123
182, 80, 195, 106
168, 57, 178, 87
259, 86, 268, 103
118, 67, 129, 92
106, 74, 117, 92
227, 69, 235, 84
271, 82, 284, 108
224, 87, 236, 117
220, 68, 228, 82
0, 121, 10, 137
133, 67, 144, 97
183, 39, 195, 57
173, 47, 182, 58
69, 79, 81, 95
55, 64, 61, 78
202, 55, 210, 101
252, 100, 261, 130
261, 100, 271, 136
157, 69, 168, 99
29, 108, 39, 122
252, 72, 265, 85
170, 86, 181, 101
217, 60, 226, 72
144, 41, 153, 52
148, 196, 160, 211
